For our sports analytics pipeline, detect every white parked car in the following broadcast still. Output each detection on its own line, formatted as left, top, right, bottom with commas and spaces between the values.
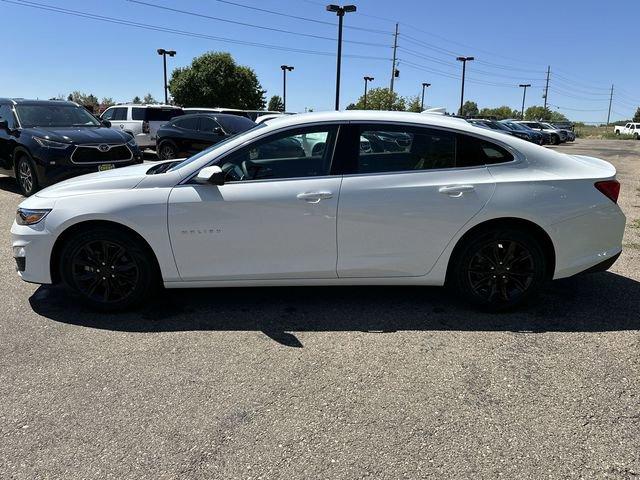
614, 122, 640, 138
11, 111, 625, 311
100, 104, 184, 149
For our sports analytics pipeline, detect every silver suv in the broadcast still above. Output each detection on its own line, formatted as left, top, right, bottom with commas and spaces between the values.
100, 104, 183, 149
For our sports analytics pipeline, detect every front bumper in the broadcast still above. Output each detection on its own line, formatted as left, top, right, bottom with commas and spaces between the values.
11, 220, 56, 284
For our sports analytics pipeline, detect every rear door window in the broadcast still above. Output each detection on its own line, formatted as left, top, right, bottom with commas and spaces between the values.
131, 108, 146, 120
145, 108, 183, 122
173, 117, 199, 131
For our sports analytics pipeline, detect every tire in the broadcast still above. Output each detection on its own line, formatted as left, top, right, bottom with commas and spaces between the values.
551, 134, 560, 145
451, 227, 548, 311
158, 141, 178, 160
634, 133, 639, 140
15, 154, 39, 196
615, 131, 620, 136
59, 227, 158, 311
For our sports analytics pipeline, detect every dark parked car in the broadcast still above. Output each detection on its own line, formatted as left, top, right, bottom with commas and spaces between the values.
156, 113, 257, 159
467, 118, 537, 142
500, 120, 546, 145
0, 98, 143, 196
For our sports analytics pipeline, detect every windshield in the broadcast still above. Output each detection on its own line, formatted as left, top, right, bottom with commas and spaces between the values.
16, 104, 101, 128
168, 123, 266, 172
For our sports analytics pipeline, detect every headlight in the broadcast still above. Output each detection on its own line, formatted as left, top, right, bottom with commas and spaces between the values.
16, 208, 51, 225
33, 137, 70, 149
126, 137, 138, 148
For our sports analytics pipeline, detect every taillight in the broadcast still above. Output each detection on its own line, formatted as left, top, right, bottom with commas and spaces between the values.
142, 120, 150, 134
595, 180, 620, 203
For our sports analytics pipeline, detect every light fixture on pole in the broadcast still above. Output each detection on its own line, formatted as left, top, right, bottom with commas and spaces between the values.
281, 65, 294, 112
363, 76, 374, 108
157, 48, 176, 104
326, 4, 357, 110
420, 82, 431, 111
456, 56, 474, 115
519, 83, 531, 119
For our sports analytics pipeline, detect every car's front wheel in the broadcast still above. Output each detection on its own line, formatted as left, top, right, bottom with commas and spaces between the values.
59, 227, 158, 310
158, 141, 178, 160
451, 227, 547, 311
16, 155, 39, 196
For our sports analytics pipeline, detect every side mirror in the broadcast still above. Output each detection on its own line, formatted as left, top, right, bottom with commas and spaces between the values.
195, 165, 224, 186
0, 119, 8, 130
102, 119, 112, 128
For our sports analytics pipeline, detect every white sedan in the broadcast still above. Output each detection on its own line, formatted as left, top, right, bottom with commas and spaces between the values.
11, 111, 625, 311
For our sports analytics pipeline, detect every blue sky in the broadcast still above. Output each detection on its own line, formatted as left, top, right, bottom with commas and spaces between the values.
1, 0, 639, 123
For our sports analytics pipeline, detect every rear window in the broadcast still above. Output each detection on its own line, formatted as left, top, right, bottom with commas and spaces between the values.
216, 115, 256, 134
141, 108, 183, 122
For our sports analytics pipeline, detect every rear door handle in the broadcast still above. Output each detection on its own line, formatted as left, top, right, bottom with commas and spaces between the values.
438, 185, 475, 197
296, 191, 334, 203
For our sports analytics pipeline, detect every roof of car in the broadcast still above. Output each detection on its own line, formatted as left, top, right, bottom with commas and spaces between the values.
0, 98, 79, 106
175, 113, 255, 121
107, 104, 180, 108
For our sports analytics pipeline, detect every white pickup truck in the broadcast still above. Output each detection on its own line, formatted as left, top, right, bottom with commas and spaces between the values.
614, 122, 640, 138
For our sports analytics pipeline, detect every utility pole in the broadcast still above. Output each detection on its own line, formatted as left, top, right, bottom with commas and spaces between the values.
519, 84, 531, 119
363, 76, 374, 109
280, 65, 294, 112
420, 82, 431, 110
326, 4, 357, 110
543, 65, 550, 110
607, 84, 614, 125
389, 23, 399, 93
157, 48, 176, 104
456, 56, 474, 116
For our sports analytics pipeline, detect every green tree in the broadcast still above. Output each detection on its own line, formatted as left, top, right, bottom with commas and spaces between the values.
478, 105, 520, 120
459, 101, 479, 117
143, 93, 158, 104
67, 91, 99, 112
101, 97, 115, 108
268, 95, 284, 112
633, 107, 640, 123
169, 51, 266, 109
132, 96, 142, 104
524, 105, 568, 122
405, 95, 422, 113
348, 87, 405, 111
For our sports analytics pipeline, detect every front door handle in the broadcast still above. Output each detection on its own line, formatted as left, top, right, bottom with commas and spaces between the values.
438, 185, 475, 197
296, 191, 334, 203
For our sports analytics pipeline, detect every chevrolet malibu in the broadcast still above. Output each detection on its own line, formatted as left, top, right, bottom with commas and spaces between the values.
11, 111, 625, 311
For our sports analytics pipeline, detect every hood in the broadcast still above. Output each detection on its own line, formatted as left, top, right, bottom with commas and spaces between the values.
35, 162, 152, 198
24, 126, 130, 144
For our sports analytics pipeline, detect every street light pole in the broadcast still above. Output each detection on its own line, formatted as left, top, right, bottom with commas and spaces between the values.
456, 56, 474, 115
327, 4, 357, 110
157, 48, 176, 104
281, 65, 294, 112
519, 83, 531, 119
363, 76, 374, 108
420, 82, 431, 111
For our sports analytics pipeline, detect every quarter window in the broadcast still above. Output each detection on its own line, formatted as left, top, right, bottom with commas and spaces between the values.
215, 126, 338, 182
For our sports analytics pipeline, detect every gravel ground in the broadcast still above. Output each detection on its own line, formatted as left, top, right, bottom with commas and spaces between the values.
0, 139, 638, 479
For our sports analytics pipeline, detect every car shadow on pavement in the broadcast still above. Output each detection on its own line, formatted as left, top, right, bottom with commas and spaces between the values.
0, 176, 21, 194
29, 271, 640, 347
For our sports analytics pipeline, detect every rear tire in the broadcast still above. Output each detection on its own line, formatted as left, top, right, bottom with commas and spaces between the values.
158, 141, 178, 160
16, 154, 39, 196
59, 228, 158, 311
451, 227, 547, 311
634, 133, 639, 140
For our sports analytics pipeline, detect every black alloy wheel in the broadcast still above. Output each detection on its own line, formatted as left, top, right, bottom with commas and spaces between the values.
17, 156, 38, 196
453, 228, 547, 310
60, 228, 157, 310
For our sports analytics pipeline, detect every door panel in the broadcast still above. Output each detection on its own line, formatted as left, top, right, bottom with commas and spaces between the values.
168, 177, 341, 281
337, 168, 495, 277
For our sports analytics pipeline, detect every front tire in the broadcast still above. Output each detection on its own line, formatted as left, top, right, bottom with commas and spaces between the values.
158, 141, 178, 160
16, 155, 39, 196
551, 134, 560, 145
60, 228, 158, 311
451, 228, 547, 311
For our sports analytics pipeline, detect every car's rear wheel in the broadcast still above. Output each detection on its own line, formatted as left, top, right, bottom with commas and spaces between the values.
60, 228, 158, 311
16, 155, 39, 196
451, 228, 547, 311
634, 132, 639, 140
158, 141, 178, 160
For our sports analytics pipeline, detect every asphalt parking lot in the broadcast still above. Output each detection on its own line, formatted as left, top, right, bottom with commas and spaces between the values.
1, 139, 638, 479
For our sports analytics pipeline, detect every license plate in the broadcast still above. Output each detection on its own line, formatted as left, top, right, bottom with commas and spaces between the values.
98, 164, 115, 171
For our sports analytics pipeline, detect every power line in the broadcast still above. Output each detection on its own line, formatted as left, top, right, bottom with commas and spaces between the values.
2, 0, 392, 61
127, 0, 391, 48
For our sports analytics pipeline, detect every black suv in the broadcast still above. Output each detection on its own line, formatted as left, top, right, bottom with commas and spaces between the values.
0, 99, 143, 196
